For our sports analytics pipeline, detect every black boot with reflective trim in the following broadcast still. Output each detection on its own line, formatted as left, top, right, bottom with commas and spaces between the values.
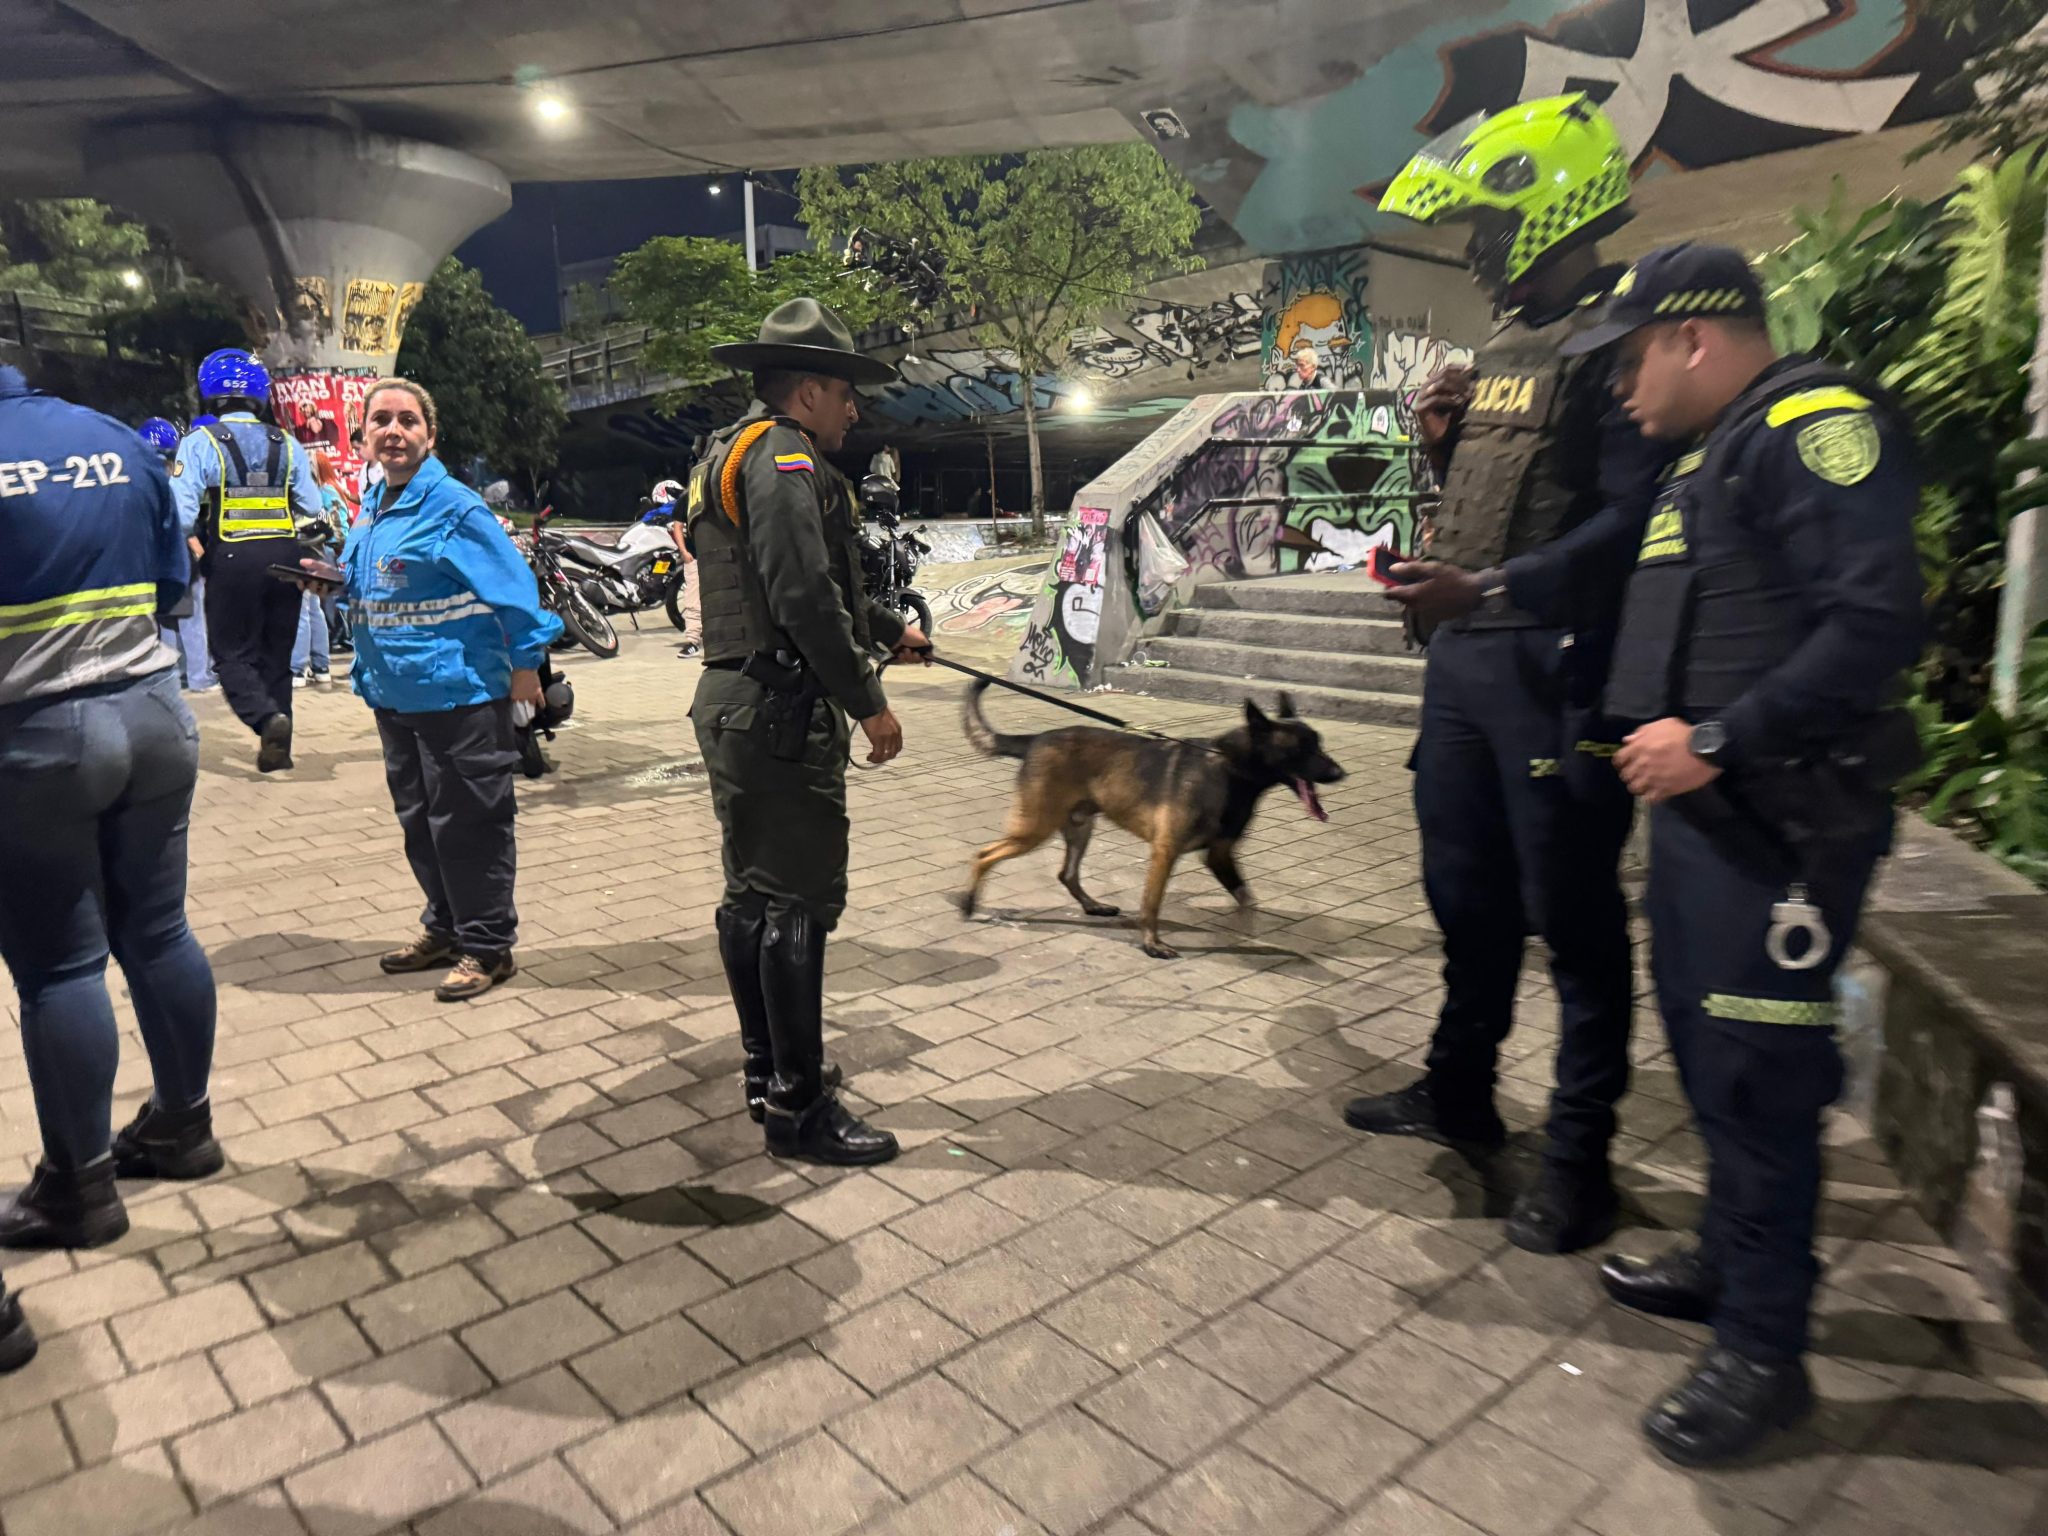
759, 908, 896, 1166
0, 1159, 130, 1250
1643, 1346, 1812, 1467
0, 1279, 35, 1375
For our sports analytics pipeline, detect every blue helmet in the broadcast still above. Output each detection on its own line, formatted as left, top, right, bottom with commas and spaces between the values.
191, 413, 220, 429
196, 348, 270, 402
137, 417, 180, 454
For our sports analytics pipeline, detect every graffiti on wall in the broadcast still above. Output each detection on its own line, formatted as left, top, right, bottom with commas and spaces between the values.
1014, 389, 1421, 688
932, 563, 1046, 639
1151, 0, 2024, 255
1260, 249, 1370, 392
1371, 324, 1477, 459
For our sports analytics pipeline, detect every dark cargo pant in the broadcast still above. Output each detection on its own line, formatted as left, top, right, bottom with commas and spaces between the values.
205, 538, 302, 734
691, 668, 852, 930
375, 699, 521, 961
1412, 624, 1637, 1168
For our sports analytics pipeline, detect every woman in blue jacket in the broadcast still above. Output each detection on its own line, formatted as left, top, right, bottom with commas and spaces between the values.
316, 379, 563, 1001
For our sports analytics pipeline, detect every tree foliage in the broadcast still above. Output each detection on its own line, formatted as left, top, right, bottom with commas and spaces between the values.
396, 258, 567, 489
797, 146, 1204, 531
0, 199, 154, 302
1911, 0, 2046, 161
610, 237, 903, 408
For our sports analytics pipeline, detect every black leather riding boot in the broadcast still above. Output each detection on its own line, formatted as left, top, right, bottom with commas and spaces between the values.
759, 907, 897, 1166
716, 902, 776, 1123
0, 1275, 35, 1375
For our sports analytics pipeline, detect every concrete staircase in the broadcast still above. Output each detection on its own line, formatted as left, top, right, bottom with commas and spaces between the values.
1105, 572, 1423, 728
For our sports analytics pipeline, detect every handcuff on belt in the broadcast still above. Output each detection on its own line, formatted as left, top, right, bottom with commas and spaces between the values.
1766, 884, 1831, 971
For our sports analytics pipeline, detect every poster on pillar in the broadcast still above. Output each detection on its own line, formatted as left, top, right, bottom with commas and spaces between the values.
270, 369, 379, 509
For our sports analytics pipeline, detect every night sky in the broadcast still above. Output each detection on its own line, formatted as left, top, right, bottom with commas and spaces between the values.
455, 173, 801, 333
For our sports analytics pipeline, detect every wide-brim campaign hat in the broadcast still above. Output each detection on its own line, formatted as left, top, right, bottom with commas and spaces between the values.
709, 297, 900, 386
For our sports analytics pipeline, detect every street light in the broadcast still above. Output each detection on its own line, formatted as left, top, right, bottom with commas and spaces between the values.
532, 91, 571, 125
1064, 388, 1095, 413
119, 269, 143, 291
708, 182, 723, 196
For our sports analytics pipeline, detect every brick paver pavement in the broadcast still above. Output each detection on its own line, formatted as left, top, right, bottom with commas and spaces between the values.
2, 631, 2044, 1536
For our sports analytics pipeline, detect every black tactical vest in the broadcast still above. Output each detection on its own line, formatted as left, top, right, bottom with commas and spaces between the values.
1429, 308, 1601, 573
201, 423, 293, 546
684, 414, 873, 663
1604, 362, 1881, 726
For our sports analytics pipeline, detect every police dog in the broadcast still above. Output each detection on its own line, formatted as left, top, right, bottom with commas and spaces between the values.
958, 681, 1346, 958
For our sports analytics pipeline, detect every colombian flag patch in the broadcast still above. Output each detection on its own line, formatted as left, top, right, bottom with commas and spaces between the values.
773, 452, 814, 475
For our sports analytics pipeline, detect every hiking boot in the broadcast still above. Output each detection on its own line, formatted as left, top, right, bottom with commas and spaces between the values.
1507, 1160, 1619, 1255
1644, 1347, 1812, 1467
1601, 1244, 1720, 1322
0, 1284, 35, 1375
436, 952, 516, 1003
111, 1100, 225, 1182
380, 930, 456, 974
1342, 1078, 1506, 1152
0, 1161, 129, 1250
256, 711, 293, 772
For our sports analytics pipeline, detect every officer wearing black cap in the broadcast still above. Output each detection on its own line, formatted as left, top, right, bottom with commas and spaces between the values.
1567, 242, 1923, 1465
687, 298, 930, 1167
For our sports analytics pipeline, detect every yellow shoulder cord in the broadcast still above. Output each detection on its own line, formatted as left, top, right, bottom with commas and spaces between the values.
719, 421, 780, 526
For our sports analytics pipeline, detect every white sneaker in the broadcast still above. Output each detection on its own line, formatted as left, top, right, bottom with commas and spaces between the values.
292, 674, 309, 689
310, 671, 333, 687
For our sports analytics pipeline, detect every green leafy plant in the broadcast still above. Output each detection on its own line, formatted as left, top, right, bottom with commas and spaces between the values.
1910, 627, 2048, 884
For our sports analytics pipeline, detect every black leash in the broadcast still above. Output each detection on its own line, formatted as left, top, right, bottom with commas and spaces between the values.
885, 646, 1167, 735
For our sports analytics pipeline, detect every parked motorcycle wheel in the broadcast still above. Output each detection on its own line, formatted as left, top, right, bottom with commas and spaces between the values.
897, 590, 933, 639
663, 570, 689, 634
562, 586, 620, 659
544, 591, 580, 651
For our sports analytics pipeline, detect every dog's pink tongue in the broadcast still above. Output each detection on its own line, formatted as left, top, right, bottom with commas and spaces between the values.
1293, 778, 1328, 823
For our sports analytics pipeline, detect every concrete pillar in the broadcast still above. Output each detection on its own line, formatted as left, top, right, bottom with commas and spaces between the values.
85, 113, 510, 375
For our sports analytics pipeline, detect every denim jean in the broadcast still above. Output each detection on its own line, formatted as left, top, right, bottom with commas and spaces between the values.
0, 668, 218, 1169
291, 590, 330, 675
160, 576, 215, 690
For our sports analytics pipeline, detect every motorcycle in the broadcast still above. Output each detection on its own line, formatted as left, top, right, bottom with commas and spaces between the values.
857, 474, 933, 637
552, 520, 690, 638
516, 508, 620, 659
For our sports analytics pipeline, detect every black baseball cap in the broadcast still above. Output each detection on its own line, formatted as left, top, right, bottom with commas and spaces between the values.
1559, 241, 1767, 356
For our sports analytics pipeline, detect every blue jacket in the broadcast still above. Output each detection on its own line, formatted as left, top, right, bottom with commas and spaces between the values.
169, 412, 323, 537
0, 368, 185, 706
342, 455, 563, 713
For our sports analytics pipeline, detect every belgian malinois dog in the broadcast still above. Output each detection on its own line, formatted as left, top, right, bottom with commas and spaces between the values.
958, 681, 1346, 958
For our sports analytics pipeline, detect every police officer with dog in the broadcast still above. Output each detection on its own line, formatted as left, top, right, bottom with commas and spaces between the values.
687, 298, 930, 1167
1563, 242, 1921, 1464
170, 349, 323, 772
1343, 95, 1669, 1255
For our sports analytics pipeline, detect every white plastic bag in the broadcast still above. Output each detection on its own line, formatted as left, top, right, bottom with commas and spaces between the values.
1135, 511, 1190, 617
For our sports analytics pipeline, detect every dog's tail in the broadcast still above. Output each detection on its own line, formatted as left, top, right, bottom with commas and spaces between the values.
962, 678, 1033, 760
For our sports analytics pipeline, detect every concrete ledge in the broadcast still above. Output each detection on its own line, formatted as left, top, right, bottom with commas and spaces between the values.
1862, 815, 2048, 1355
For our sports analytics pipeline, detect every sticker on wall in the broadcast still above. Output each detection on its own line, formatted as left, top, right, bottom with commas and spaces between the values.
283, 276, 332, 339
390, 282, 426, 350
342, 279, 400, 354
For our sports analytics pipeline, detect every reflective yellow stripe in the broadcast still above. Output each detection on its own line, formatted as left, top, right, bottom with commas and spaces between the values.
221, 495, 288, 511
1704, 993, 1836, 1026
1765, 388, 1870, 428
0, 582, 155, 641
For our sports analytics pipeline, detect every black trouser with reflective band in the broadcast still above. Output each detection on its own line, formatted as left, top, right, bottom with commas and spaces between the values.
1412, 624, 1635, 1165
375, 700, 521, 960
204, 536, 302, 733
1647, 797, 1888, 1361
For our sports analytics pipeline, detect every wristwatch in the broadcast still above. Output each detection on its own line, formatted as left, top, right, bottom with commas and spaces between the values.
1689, 719, 1729, 763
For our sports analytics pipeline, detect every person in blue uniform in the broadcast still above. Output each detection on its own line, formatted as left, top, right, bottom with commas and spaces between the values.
301, 379, 562, 1002
1344, 95, 1671, 1255
0, 366, 224, 1286
169, 350, 322, 772
141, 417, 214, 693
1565, 243, 1924, 1464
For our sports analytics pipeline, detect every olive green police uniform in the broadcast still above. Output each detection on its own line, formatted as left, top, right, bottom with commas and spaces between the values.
687, 410, 904, 926
690, 297, 905, 1167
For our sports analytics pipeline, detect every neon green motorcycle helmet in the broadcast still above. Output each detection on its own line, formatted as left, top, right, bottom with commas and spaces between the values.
1380, 93, 1633, 292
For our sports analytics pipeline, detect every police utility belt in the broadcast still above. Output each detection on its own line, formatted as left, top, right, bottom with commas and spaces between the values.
704, 649, 828, 761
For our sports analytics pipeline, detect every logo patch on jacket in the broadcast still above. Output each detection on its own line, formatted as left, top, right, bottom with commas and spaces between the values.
1638, 505, 1687, 563
1795, 413, 1879, 486
773, 452, 815, 475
